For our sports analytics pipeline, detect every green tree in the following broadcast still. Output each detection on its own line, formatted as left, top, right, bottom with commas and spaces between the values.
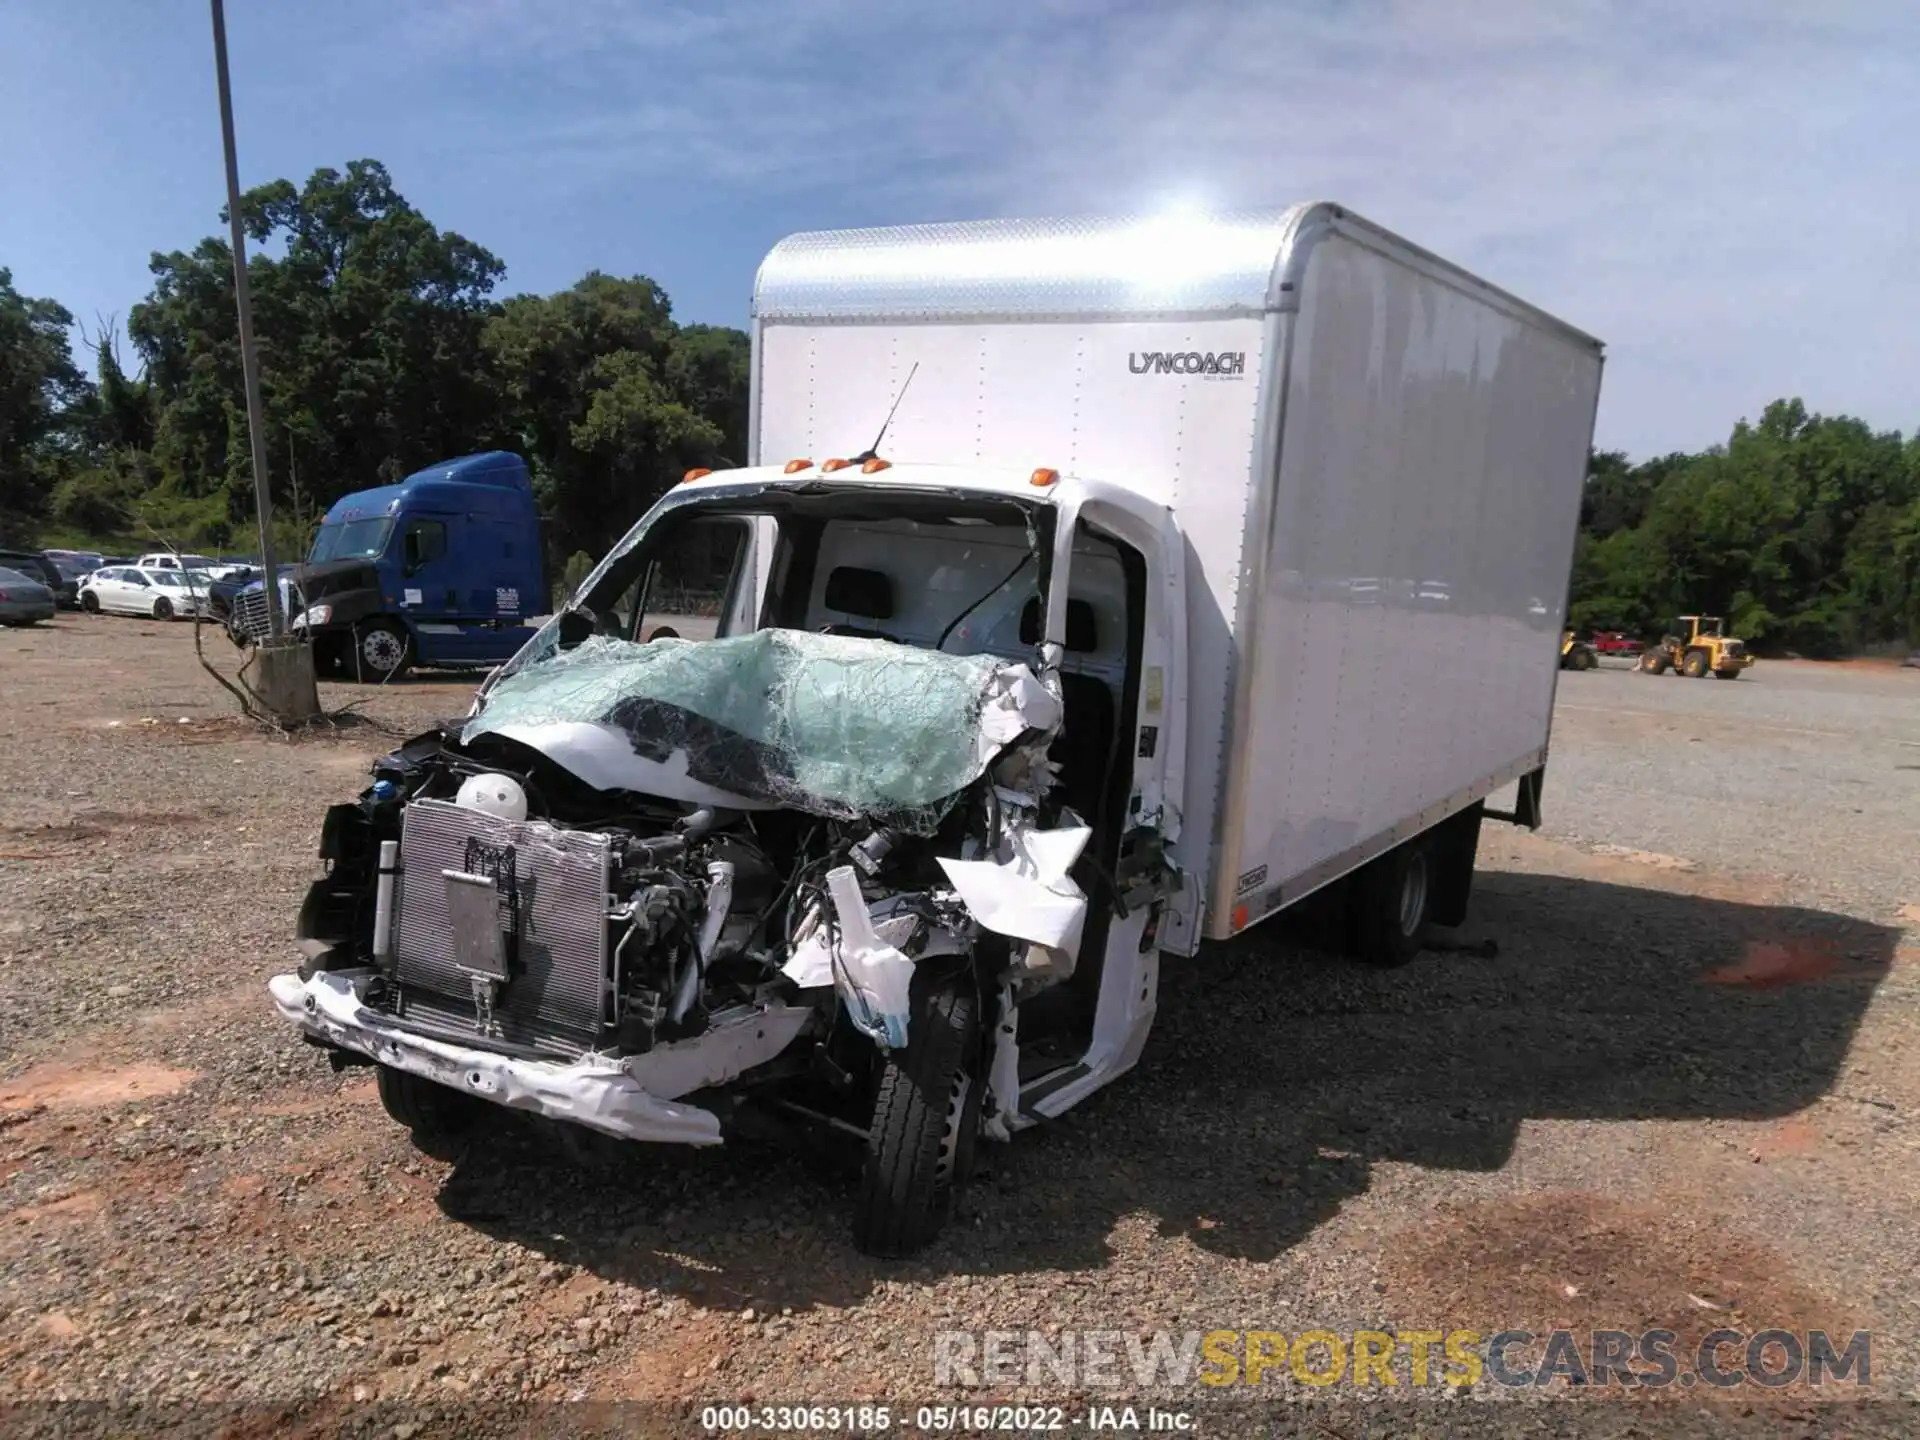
0, 268, 91, 540
484, 273, 744, 560
129, 160, 507, 533
1570, 400, 1920, 654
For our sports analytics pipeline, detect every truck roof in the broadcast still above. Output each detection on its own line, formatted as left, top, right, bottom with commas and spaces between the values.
676, 460, 1166, 524
754, 202, 1601, 347
323, 451, 532, 523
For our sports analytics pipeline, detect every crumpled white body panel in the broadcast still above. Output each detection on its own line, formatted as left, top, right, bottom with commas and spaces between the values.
938, 823, 1091, 955
482, 720, 773, 811
269, 972, 810, 1146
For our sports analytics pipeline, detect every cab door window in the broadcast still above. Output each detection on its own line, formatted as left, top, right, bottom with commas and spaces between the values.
609, 518, 754, 644
402, 520, 448, 574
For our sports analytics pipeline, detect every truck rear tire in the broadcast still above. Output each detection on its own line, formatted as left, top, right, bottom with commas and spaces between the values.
1637, 651, 1667, 674
1348, 838, 1432, 967
353, 619, 412, 682
375, 1064, 478, 1153
1682, 649, 1709, 678
1428, 803, 1483, 928
853, 973, 981, 1258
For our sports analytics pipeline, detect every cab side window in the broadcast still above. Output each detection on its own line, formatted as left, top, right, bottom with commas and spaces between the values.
403, 520, 448, 574
606, 517, 752, 643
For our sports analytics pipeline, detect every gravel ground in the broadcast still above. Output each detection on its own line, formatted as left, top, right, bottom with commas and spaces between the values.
1, 615, 1916, 1437
1542, 658, 1920, 921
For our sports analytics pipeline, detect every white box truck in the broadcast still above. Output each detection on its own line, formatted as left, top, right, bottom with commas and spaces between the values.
273, 203, 1603, 1256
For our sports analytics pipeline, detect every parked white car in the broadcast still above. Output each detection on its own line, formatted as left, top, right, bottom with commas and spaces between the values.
79, 565, 214, 620
134, 552, 256, 583
136, 551, 215, 573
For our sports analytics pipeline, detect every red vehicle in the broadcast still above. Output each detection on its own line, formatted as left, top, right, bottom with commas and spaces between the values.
1589, 630, 1643, 655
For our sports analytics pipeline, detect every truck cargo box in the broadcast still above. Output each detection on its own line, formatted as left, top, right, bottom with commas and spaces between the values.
752, 203, 1603, 945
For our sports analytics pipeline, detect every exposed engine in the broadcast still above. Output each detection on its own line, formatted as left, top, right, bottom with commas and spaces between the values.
297, 728, 989, 1065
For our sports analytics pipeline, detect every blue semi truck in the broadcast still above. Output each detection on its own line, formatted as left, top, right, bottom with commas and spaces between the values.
232, 451, 546, 680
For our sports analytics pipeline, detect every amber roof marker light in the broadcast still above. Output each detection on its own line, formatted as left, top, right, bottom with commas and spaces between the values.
1030, 467, 1060, 487
784, 459, 813, 474
862, 458, 892, 474
820, 458, 853, 473
681, 467, 713, 483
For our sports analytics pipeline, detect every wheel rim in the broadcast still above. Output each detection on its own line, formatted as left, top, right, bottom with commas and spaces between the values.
1398, 852, 1429, 937
361, 627, 405, 672
935, 1071, 974, 1191
154, 599, 171, 619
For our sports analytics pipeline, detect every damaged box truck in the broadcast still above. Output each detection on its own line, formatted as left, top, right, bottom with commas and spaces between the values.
274, 204, 1603, 1255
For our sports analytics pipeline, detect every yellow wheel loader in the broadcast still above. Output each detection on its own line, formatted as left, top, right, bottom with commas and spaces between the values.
1559, 630, 1597, 670
1635, 615, 1753, 679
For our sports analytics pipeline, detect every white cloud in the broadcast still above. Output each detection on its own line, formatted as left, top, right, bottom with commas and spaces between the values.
392, 0, 1917, 453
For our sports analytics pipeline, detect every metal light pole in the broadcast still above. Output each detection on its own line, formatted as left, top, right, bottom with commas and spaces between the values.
208, 0, 316, 720
209, 0, 283, 641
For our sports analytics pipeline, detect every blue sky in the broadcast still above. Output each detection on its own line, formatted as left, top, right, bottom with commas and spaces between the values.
2, 0, 1914, 458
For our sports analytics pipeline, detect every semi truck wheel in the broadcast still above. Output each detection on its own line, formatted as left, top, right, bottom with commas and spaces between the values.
375, 1064, 478, 1155
1682, 649, 1709, 678
1348, 838, 1432, 967
353, 619, 412, 681
853, 973, 981, 1258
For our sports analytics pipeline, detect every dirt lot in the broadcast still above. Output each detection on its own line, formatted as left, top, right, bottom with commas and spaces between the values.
1, 615, 1917, 1435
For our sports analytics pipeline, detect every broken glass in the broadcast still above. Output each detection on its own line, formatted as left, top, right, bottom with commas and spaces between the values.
463, 630, 1057, 833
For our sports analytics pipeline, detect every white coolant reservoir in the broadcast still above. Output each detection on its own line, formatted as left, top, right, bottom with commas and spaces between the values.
455, 772, 528, 822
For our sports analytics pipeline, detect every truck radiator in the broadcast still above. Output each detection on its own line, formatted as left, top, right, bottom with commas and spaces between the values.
390, 799, 612, 1056
231, 586, 273, 642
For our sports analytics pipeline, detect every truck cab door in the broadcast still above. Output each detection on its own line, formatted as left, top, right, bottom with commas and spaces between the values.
395, 513, 465, 662
1051, 495, 1196, 953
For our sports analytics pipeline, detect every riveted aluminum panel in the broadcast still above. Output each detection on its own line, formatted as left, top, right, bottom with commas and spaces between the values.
753, 208, 1323, 321
393, 799, 612, 1055
1206, 228, 1603, 936
748, 202, 1602, 951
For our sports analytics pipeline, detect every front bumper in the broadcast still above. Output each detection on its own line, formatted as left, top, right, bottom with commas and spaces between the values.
270, 971, 727, 1145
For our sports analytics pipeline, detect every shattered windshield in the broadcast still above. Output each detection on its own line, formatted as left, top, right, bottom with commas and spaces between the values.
463, 629, 1054, 832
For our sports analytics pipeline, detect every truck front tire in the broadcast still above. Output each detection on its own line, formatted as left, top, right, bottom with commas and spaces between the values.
1348, 838, 1432, 967
353, 619, 412, 682
375, 1064, 477, 1155
853, 973, 981, 1258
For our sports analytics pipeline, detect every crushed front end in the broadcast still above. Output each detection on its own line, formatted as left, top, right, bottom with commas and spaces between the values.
273, 625, 1084, 1252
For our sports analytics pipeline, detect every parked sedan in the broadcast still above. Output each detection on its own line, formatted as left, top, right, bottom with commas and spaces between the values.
0, 548, 76, 609
79, 565, 214, 620
0, 566, 56, 626
1589, 630, 1644, 656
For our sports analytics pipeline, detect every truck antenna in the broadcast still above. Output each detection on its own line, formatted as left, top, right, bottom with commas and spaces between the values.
853, 362, 918, 464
